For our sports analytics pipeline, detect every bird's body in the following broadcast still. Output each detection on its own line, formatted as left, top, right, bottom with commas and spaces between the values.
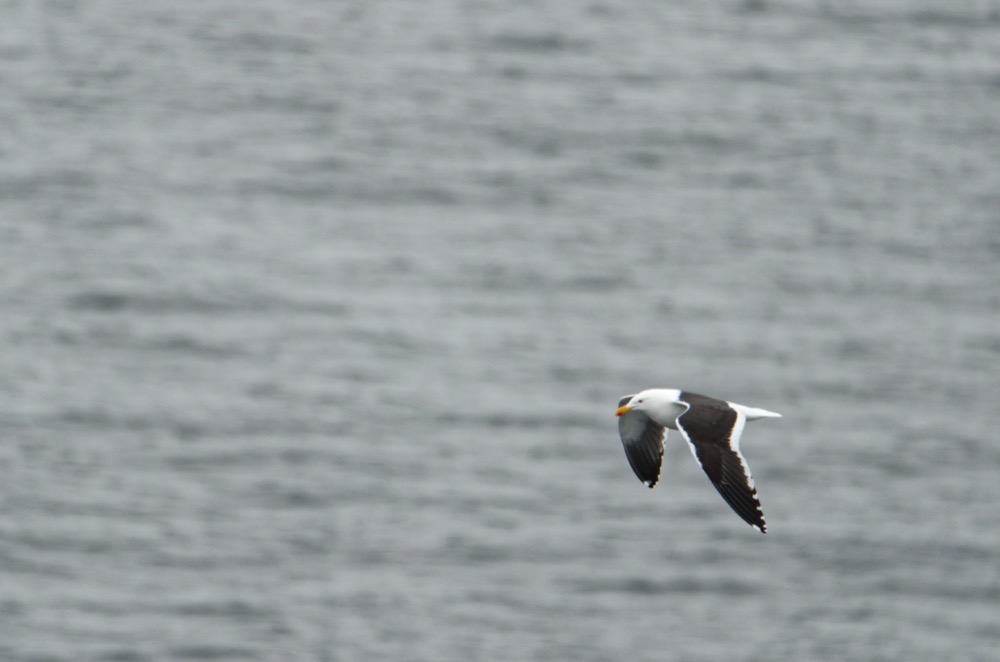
615, 388, 780, 534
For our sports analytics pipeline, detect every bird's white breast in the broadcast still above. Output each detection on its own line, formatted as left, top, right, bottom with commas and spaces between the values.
636, 389, 687, 429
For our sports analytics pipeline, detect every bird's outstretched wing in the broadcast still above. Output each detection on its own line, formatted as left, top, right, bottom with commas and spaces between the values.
675, 397, 766, 533
617, 395, 666, 488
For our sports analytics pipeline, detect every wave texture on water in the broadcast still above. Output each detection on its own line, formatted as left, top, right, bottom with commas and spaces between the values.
2, 1, 999, 660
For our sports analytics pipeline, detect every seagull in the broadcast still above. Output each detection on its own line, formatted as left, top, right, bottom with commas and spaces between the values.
615, 389, 781, 533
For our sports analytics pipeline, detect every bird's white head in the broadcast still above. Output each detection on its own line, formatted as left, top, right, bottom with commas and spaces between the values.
615, 389, 683, 422
615, 393, 648, 417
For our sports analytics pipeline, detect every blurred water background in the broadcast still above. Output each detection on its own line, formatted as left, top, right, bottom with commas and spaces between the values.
2, 1, 1000, 660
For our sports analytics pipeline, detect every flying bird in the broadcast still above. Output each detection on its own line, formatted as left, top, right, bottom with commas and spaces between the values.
616, 389, 781, 533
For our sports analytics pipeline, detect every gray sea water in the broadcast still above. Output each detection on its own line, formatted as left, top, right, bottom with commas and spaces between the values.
3, 1, 1000, 660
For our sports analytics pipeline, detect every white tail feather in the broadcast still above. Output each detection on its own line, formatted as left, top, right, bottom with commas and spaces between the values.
728, 402, 782, 421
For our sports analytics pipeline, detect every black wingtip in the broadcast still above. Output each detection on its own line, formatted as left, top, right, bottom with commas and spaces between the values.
708, 478, 767, 533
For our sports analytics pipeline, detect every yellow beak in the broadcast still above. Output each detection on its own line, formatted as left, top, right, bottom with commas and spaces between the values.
615, 405, 632, 417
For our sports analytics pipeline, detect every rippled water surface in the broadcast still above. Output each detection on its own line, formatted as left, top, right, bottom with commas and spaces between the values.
2, 1, 1000, 660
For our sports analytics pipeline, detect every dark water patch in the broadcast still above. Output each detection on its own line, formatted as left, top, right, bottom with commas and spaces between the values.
433, 411, 593, 430
170, 421, 206, 442
492, 126, 564, 157
497, 64, 527, 80
725, 65, 799, 86
547, 364, 596, 383
737, 0, 768, 14
165, 449, 286, 473
147, 552, 226, 571
880, 238, 936, 260
236, 177, 348, 202
29, 85, 122, 116
144, 334, 246, 358
86, 209, 156, 231
98, 650, 148, 662
276, 447, 330, 466
489, 31, 591, 54
964, 333, 1000, 355
791, 534, 903, 573
940, 433, 1000, 465
172, 599, 274, 619
253, 483, 328, 510
60, 599, 141, 617
198, 27, 316, 56
0, 599, 25, 615
622, 150, 663, 169
56, 408, 159, 432
65, 291, 239, 315
679, 128, 756, 154
0, 547, 77, 577
830, 336, 886, 360
0, 169, 97, 200
15, 532, 116, 555
67, 291, 131, 312
51, 409, 304, 445
727, 170, 766, 188
0, 43, 31, 61
274, 154, 345, 176
570, 575, 760, 597
861, 448, 923, 478
149, 545, 283, 571
407, 185, 464, 206
972, 621, 1000, 639
169, 644, 262, 660
229, 30, 316, 55
330, 180, 466, 207
66, 289, 352, 317
344, 326, 440, 353
985, 72, 1000, 93
906, 8, 1000, 27
618, 70, 671, 86
443, 535, 513, 564
9, 494, 153, 522
874, 575, 1000, 602
819, 5, 1000, 28
172, 417, 349, 442
287, 534, 333, 556
460, 263, 549, 291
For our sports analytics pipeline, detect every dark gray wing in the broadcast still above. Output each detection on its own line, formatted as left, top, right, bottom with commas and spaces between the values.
617, 395, 665, 488
675, 397, 766, 533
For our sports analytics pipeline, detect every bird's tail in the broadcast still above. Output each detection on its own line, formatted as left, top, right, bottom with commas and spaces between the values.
729, 403, 782, 421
